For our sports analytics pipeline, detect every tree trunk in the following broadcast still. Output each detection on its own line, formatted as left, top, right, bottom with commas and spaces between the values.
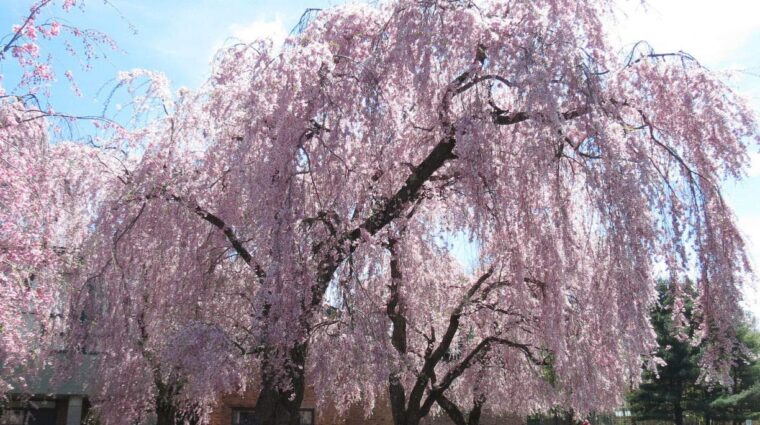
467, 396, 484, 425
389, 376, 408, 425
155, 405, 176, 425
674, 403, 684, 425
249, 344, 307, 425
389, 412, 423, 425
387, 387, 424, 425
155, 383, 178, 425
387, 396, 422, 425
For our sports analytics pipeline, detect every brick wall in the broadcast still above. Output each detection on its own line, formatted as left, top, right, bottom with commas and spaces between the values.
207, 386, 320, 425
208, 388, 526, 425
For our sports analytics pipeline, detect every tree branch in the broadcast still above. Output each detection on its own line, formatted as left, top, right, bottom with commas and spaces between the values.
409, 268, 494, 415
148, 191, 266, 282
433, 393, 467, 425
421, 336, 543, 415
387, 238, 408, 355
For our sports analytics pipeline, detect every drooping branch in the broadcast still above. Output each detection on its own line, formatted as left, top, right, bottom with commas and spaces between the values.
310, 44, 589, 311
310, 45, 492, 307
148, 191, 266, 282
636, 109, 718, 196
0, 0, 51, 54
492, 108, 588, 126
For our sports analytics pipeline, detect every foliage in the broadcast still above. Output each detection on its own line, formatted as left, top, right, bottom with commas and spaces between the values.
709, 324, 760, 420
0, 0, 117, 99
629, 282, 760, 424
0, 1, 758, 425
72, 0, 758, 423
0, 98, 116, 392
0, 0, 119, 395
629, 282, 703, 424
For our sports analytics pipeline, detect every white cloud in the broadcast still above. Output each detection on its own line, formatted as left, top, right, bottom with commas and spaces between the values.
206, 16, 289, 63
228, 16, 288, 49
614, 0, 760, 66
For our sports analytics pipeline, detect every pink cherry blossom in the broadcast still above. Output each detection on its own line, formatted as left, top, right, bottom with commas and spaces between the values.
1, 2, 756, 425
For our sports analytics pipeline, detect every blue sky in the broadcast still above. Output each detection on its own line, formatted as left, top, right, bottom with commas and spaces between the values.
613, 0, 760, 316
2, 0, 759, 314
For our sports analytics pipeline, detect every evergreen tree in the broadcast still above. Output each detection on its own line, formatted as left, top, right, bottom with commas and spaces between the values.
709, 323, 760, 423
630, 282, 760, 425
629, 281, 701, 425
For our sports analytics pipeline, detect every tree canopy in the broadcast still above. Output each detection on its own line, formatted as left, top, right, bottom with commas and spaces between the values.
1, 1, 758, 425
0, 0, 118, 394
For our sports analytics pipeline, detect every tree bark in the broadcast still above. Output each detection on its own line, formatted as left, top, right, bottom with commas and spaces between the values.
155, 402, 176, 425
155, 382, 182, 425
249, 344, 307, 425
467, 395, 484, 425
388, 375, 408, 425
674, 403, 684, 425
434, 393, 485, 425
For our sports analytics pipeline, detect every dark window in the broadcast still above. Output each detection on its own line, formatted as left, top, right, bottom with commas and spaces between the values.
298, 409, 314, 425
231, 410, 257, 425
231, 409, 314, 425
0, 401, 56, 425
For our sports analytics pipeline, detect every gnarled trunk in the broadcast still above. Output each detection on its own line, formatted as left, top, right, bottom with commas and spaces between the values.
155, 378, 177, 425
155, 404, 177, 425
249, 344, 307, 425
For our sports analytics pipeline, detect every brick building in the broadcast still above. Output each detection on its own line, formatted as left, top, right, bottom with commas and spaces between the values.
208, 387, 526, 425
0, 356, 94, 425
2, 363, 525, 425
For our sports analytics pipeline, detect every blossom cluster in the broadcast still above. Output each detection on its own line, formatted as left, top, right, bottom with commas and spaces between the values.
1, 1, 757, 425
